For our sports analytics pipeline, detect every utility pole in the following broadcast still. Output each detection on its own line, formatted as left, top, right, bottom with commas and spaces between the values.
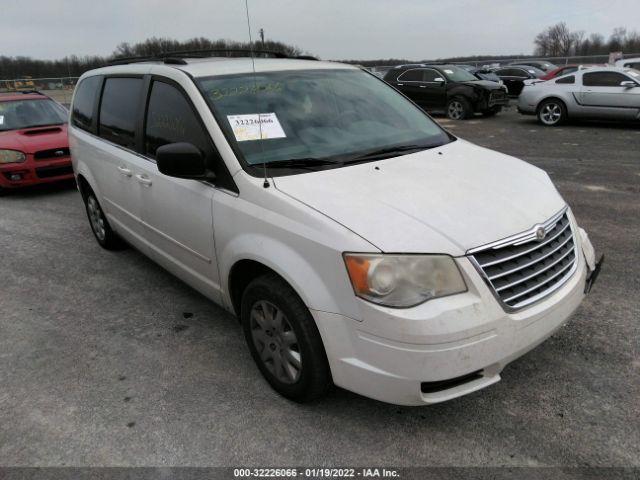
259, 28, 265, 48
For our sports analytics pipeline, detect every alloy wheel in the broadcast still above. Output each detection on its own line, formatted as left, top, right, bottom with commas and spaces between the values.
447, 101, 465, 120
249, 300, 302, 384
87, 196, 106, 241
540, 103, 562, 125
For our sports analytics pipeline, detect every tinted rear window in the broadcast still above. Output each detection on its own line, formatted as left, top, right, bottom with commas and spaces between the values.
98, 77, 143, 149
72, 76, 101, 132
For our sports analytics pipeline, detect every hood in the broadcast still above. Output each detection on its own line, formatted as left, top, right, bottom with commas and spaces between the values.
0, 124, 68, 154
461, 79, 503, 90
273, 140, 565, 256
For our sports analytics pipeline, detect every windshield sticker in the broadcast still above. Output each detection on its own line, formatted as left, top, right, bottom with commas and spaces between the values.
0, 115, 4, 125
227, 113, 286, 142
444, 69, 454, 74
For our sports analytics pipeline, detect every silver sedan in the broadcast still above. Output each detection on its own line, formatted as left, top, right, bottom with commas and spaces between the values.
518, 67, 640, 126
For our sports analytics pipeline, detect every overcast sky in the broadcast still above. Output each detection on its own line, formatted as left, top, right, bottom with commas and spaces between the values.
4, 0, 640, 60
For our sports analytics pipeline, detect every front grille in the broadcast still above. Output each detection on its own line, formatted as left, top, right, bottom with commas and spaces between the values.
468, 209, 577, 311
489, 90, 507, 104
35, 165, 73, 178
34, 147, 70, 160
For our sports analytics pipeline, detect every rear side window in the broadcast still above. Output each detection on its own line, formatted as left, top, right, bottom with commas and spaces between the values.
556, 75, 575, 84
72, 76, 101, 132
397, 69, 423, 82
583, 72, 628, 87
144, 81, 211, 159
98, 77, 143, 149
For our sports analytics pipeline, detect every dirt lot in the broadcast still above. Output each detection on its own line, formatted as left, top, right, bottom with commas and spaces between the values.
0, 107, 638, 467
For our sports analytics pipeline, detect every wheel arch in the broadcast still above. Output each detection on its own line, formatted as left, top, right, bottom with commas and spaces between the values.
221, 235, 357, 320
536, 96, 569, 114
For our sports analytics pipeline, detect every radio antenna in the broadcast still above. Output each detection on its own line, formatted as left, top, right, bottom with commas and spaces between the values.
244, 0, 270, 188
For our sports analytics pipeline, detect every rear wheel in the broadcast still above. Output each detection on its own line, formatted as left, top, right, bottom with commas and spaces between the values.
537, 99, 567, 126
446, 97, 472, 120
241, 273, 332, 402
84, 190, 125, 250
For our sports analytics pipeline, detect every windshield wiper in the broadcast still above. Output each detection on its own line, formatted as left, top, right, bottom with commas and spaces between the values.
264, 158, 340, 170
343, 144, 436, 164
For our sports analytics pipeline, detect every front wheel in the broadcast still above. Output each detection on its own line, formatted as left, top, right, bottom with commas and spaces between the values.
446, 97, 472, 120
241, 273, 332, 402
537, 99, 567, 126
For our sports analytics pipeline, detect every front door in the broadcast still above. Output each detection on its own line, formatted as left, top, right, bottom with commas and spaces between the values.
579, 71, 640, 116
137, 78, 222, 301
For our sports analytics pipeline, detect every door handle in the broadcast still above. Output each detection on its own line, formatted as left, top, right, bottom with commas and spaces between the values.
117, 166, 132, 177
135, 174, 152, 187
397, 83, 404, 86
419, 85, 427, 88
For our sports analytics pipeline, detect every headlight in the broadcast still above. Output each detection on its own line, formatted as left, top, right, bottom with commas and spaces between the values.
0, 150, 26, 164
344, 254, 467, 308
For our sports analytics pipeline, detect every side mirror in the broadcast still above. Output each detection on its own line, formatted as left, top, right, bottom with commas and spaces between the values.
434, 77, 445, 83
156, 142, 215, 181
620, 80, 637, 88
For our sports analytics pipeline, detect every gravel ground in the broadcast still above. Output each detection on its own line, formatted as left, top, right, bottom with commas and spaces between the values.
0, 107, 638, 468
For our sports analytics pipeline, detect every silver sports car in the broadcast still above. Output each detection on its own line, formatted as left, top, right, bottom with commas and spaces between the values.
517, 66, 640, 126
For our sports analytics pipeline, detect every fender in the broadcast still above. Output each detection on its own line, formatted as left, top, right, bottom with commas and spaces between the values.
218, 233, 361, 321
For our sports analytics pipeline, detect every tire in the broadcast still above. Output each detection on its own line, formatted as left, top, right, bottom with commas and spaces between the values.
241, 273, 332, 402
537, 98, 567, 126
446, 97, 472, 120
83, 189, 125, 250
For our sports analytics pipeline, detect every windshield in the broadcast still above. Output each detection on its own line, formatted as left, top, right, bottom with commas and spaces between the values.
196, 69, 451, 171
440, 66, 479, 82
0, 98, 67, 132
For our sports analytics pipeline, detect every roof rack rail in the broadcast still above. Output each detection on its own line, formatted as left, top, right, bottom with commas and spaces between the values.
107, 49, 318, 66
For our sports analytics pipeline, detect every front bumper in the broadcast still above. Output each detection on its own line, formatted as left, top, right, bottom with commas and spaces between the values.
0, 156, 74, 189
313, 233, 596, 406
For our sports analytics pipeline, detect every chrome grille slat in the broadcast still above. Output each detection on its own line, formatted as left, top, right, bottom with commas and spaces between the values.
502, 260, 575, 303
478, 220, 570, 268
468, 209, 578, 311
495, 246, 575, 292
488, 233, 574, 281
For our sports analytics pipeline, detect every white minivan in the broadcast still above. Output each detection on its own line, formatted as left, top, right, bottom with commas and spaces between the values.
69, 55, 602, 406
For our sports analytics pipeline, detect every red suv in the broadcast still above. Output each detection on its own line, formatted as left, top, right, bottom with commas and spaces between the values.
0, 92, 72, 194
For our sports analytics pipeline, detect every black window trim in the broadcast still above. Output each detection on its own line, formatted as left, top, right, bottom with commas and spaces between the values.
142, 74, 238, 194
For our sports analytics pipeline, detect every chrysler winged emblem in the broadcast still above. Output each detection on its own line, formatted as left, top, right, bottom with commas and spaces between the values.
535, 226, 546, 241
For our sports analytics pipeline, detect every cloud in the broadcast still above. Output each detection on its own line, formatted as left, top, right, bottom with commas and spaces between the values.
3, 0, 640, 60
